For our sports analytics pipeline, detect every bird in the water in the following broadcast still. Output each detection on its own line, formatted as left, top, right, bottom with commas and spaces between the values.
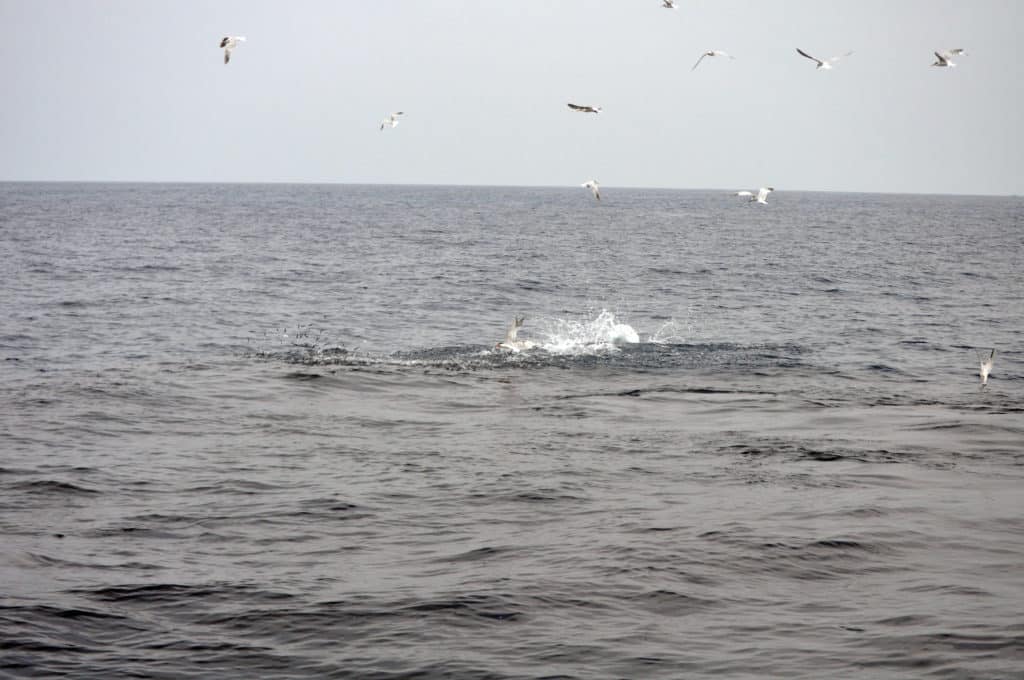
220, 36, 246, 65
978, 349, 995, 387
581, 180, 601, 201
735, 187, 774, 204
496, 317, 536, 352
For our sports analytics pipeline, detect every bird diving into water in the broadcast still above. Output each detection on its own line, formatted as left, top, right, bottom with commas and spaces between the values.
496, 317, 537, 353
735, 187, 774, 204
978, 349, 995, 387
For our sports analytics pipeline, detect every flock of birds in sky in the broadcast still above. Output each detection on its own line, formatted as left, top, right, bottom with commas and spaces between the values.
216, 4, 970, 209
216, 11, 994, 386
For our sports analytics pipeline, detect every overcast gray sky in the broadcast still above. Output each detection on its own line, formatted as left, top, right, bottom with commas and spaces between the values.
1, 1, 1021, 194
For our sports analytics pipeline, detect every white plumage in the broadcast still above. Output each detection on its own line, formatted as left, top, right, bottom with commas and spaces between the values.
692, 50, 735, 71
380, 112, 404, 131
735, 187, 774, 204
796, 47, 853, 70
220, 36, 246, 65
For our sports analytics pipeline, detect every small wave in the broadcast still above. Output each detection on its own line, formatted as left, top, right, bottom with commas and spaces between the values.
436, 546, 508, 563
401, 593, 522, 622
74, 582, 281, 605
11, 480, 99, 495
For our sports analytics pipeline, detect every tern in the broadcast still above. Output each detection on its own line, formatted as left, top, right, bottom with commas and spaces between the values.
568, 103, 602, 114
220, 36, 246, 65
662, 0, 678, 8
978, 349, 995, 387
581, 180, 601, 201
932, 49, 967, 68
496, 317, 537, 353
380, 112, 404, 131
692, 50, 735, 71
796, 48, 853, 70
736, 187, 774, 204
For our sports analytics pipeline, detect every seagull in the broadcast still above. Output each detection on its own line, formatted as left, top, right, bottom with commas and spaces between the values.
736, 187, 774, 204
932, 49, 967, 68
581, 180, 601, 201
380, 112, 404, 131
978, 349, 995, 387
496, 317, 537, 353
220, 36, 246, 65
662, 0, 678, 8
692, 50, 736, 71
796, 48, 853, 70
568, 103, 602, 114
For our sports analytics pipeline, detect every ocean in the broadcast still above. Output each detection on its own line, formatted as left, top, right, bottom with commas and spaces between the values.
1, 182, 1022, 678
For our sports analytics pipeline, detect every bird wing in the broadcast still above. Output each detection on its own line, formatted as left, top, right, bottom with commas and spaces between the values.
796, 48, 822, 65
736, 191, 753, 197
224, 49, 231, 64
691, 54, 708, 71
830, 51, 854, 63
220, 37, 229, 48
757, 187, 770, 201
505, 317, 524, 344
568, 103, 586, 111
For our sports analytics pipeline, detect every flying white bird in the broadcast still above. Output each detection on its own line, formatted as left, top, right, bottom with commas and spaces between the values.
662, 0, 678, 8
568, 103, 602, 114
978, 349, 995, 387
220, 36, 246, 64
380, 112, 404, 131
581, 180, 601, 201
692, 50, 736, 71
220, 36, 246, 65
735, 187, 774, 204
796, 48, 853, 70
496, 317, 537, 353
932, 49, 967, 68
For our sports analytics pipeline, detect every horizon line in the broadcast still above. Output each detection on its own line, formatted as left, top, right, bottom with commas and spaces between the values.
0, 179, 1019, 199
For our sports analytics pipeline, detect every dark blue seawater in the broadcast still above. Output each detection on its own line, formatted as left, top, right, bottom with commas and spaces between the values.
1, 182, 1022, 678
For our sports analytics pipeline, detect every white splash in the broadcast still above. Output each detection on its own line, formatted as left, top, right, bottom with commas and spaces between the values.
649, 319, 691, 345
535, 310, 639, 355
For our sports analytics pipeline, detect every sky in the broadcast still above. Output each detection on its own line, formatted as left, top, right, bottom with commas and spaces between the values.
1, 0, 1021, 194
